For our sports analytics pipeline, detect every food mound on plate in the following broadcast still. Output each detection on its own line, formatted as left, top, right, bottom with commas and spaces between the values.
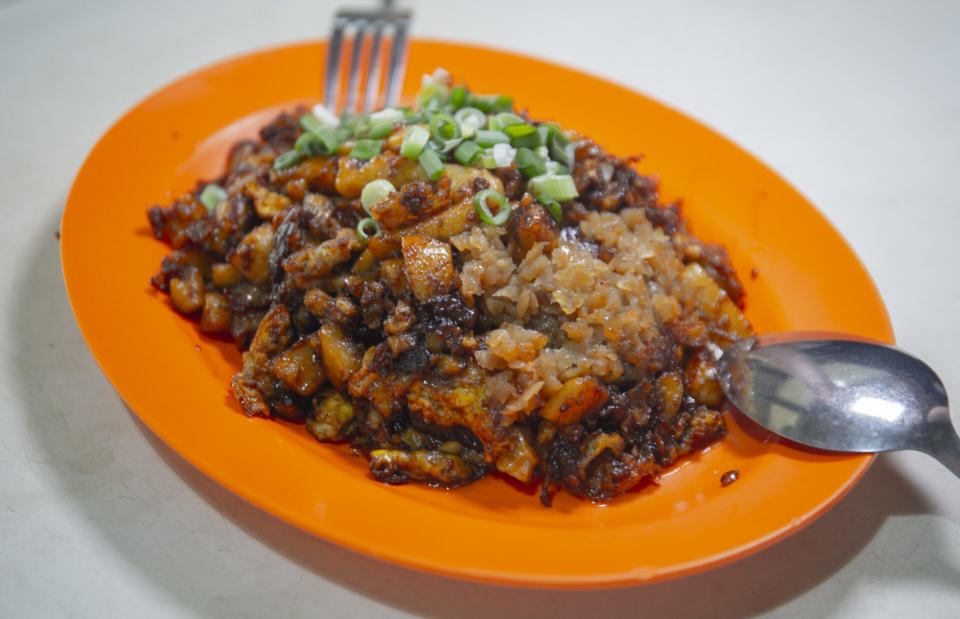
147, 69, 753, 506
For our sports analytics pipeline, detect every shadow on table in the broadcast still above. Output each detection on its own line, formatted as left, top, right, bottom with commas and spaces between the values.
14, 207, 959, 618
146, 438, 953, 619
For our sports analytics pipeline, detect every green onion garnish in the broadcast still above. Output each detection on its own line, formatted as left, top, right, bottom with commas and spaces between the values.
546, 161, 570, 176
537, 124, 558, 146
510, 129, 542, 149
490, 112, 524, 131
295, 131, 320, 155
417, 82, 448, 111
369, 107, 405, 125
527, 173, 579, 202
299, 113, 323, 134
449, 86, 468, 109
340, 112, 369, 138
453, 107, 486, 138
549, 131, 576, 168
473, 189, 511, 225
296, 126, 341, 156
401, 126, 430, 159
453, 140, 483, 166
356, 217, 381, 240
367, 120, 396, 139
468, 94, 513, 113
273, 149, 303, 170
433, 138, 463, 154
314, 127, 341, 154
504, 122, 536, 140
199, 183, 228, 212
360, 179, 396, 214
429, 113, 461, 142
349, 139, 383, 160
418, 147, 446, 181
334, 126, 352, 143
540, 197, 563, 222
516, 147, 547, 179
475, 129, 510, 147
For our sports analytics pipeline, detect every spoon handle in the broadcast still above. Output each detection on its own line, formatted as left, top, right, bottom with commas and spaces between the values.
926, 407, 960, 479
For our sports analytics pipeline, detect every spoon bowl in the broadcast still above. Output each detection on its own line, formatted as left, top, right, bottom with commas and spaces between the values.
718, 332, 960, 478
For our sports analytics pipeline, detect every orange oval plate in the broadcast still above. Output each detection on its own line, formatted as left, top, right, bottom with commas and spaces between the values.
61, 41, 894, 588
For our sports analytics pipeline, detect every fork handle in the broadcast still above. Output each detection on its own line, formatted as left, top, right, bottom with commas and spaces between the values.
925, 406, 960, 479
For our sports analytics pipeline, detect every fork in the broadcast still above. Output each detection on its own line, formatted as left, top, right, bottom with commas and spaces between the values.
324, 0, 411, 115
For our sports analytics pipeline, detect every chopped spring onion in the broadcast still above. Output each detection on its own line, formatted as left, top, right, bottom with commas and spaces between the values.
449, 85, 468, 109
297, 127, 341, 156
353, 118, 373, 138
349, 139, 383, 160
369, 107, 405, 125
468, 93, 513, 113
429, 113, 461, 141
549, 131, 576, 168
528, 173, 579, 202
540, 197, 563, 222
480, 152, 497, 169
433, 137, 463, 154
199, 183, 228, 212
453, 140, 483, 166
400, 126, 430, 159
340, 112, 372, 138
492, 143, 517, 168
296, 127, 341, 156
310, 104, 341, 127
417, 82, 448, 111
295, 131, 322, 155
337, 111, 356, 131
509, 128, 542, 149
360, 179, 395, 214
516, 147, 547, 178
489, 112, 524, 131
545, 160, 570, 176
473, 189, 511, 225
504, 122, 536, 140
313, 126, 341, 154
425, 67, 452, 85
300, 113, 324, 134
454, 107, 486, 138
475, 129, 510, 147
535, 145, 550, 159
367, 120, 396, 139
333, 126, 353, 143
273, 149, 303, 170
356, 217, 381, 240
537, 123, 558, 146
418, 147, 446, 181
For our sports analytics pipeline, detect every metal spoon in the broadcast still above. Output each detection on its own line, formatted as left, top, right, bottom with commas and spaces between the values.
717, 332, 960, 478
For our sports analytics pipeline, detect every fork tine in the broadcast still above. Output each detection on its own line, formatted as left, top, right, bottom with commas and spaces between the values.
326, 5, 410, 115
342, 19, 367, 114
383, 16, 408, 108
361, 21, 385, 113
324, 15, 347, 109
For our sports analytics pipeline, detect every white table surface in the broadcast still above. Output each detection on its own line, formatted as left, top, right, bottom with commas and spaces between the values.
2, 0, 959, 616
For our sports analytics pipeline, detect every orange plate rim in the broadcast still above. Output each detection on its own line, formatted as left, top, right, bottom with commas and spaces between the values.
60, 39, 892, 588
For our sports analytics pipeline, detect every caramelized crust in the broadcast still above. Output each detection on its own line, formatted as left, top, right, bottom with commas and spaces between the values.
148, 102, 752, 505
